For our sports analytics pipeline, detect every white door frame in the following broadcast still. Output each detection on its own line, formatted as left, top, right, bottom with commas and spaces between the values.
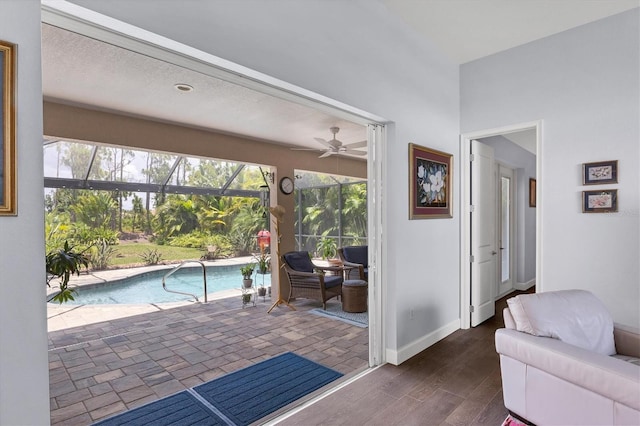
42, 2, 388, 365
460, 120, 542, 329
497, 163, 516, 298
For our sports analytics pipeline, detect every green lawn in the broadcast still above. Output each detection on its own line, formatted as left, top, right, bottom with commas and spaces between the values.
110, 242, 204, 267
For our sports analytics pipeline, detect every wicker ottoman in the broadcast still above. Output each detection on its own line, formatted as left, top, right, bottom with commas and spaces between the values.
342, 279, 368, 313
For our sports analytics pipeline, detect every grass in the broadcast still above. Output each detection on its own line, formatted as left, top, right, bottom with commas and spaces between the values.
109, 242, 204, 267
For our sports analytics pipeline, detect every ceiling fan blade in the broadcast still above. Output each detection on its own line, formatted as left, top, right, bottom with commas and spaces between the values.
344, 140, 367, 149
318, 150, 335, 158
314, 137, 334, 149
344, 149, 367, 156
290, 147, 322, 151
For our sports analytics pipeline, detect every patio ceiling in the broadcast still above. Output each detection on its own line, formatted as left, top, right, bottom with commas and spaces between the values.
41, 24, 368, 158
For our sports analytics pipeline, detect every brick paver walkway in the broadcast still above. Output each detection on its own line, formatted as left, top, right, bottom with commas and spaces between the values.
48, 296, 369, 425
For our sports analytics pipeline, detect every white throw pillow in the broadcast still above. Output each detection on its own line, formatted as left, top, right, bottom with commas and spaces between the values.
506, 290, 616, 356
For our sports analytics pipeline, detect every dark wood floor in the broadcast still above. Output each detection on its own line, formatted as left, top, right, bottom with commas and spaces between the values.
280, 291, 526, 426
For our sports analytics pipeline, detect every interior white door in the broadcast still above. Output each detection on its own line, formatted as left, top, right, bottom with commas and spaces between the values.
471, 140, 497, 326
498, 165, 515, 297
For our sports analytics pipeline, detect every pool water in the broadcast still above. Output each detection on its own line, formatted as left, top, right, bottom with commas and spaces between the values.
66, 264, 271, 305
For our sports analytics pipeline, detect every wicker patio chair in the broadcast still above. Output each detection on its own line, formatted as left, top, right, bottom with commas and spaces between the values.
337, 246, 368, 281
282, 251, 343, 310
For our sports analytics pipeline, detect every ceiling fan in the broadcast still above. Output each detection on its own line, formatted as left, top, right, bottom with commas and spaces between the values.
294, 127, 367, 158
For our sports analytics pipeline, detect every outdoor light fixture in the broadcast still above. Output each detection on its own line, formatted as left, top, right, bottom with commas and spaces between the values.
259, 185, 270, 209
262, 170, 275, 184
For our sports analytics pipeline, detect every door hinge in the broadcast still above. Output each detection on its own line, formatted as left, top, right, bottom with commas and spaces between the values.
470, 154, 475, 162
469, 205, 475, 212
470, 255, 475, 263
469, 305, 475, 313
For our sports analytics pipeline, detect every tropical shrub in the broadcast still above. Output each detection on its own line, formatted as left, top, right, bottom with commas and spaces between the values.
70, 191, 118, 229
168, 231, 209, 248
201, 234, 233, 258
153, 196, 199, 242
46, 241, 89, 304
228, 229, 255, 256
169, 231, 233, 258
45, 212, 73, 254
89, 239, 119, 270
70, 224, 120, 247
139, 248, 163, 265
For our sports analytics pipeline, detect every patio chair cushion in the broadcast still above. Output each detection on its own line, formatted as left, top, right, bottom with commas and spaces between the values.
342, 246, 367, 267
283, 251, 314, 273
342, 246, 368, 280
323, 275, 343, 289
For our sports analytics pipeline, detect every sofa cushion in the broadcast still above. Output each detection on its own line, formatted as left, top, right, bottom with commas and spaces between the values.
612, 354, 640, 366
342, 246, 368, 266
506, 290, 616, 356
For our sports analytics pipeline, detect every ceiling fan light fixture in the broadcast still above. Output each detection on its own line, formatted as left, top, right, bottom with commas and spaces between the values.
174, 83, 194, 92
309, 126, 367, 158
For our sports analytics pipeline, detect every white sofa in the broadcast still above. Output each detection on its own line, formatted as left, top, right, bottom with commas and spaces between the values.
495, 290, 640, 425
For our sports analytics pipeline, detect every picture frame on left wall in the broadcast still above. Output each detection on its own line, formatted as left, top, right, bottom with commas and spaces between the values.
0, 40, 16, 215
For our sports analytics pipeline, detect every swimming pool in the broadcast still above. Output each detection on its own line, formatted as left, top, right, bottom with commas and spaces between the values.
64, 264, 271, 305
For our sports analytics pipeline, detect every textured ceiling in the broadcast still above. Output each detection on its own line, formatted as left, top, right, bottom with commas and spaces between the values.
41, 24, 368, 155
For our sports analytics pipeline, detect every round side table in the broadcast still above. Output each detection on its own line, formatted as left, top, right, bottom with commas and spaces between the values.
342, 280, 368, 313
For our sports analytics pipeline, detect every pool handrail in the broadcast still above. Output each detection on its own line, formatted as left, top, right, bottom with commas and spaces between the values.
162, 260, 208, 303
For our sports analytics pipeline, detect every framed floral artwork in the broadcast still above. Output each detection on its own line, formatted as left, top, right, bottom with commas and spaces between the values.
0, 40, 16, 215
409, 143, 453, 219
583, 160, 618, 185
582, 189, 618, 213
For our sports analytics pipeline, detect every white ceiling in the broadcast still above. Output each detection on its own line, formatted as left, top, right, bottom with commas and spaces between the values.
383, 0, 639, 64
41, 2, 639, 156
502, 129, 537, 155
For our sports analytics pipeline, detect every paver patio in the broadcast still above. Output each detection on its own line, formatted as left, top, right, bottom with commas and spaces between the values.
48, 296, 369, 425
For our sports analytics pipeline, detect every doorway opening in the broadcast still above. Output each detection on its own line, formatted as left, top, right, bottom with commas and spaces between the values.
460, 121, 541, 328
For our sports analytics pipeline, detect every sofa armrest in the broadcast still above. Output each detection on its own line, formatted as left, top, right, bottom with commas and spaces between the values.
614, 323, 640, 358
503, 307, 516, 330
495, 328, 640, 411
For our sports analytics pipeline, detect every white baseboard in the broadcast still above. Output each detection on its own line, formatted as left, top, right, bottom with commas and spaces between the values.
514, 279, 536, 291
385, 319, 459, 365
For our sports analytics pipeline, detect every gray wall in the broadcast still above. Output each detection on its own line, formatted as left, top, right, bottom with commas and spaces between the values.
0, 0, 49, 423
480, 136, 536, 284
462, 9, 639, 326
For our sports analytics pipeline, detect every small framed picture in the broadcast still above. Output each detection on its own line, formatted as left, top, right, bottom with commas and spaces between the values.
529, 178, 536, 208
583, 160, 618, 185
582, 189, 618, 213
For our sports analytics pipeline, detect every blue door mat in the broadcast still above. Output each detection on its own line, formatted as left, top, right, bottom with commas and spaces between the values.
94, 352, 343, 426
